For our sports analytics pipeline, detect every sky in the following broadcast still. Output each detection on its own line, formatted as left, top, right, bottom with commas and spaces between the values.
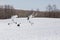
0, 0, 60, 11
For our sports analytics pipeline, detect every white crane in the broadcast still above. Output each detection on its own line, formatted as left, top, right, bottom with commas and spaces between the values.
27, 11, 38, 25
8, 15, 21, 27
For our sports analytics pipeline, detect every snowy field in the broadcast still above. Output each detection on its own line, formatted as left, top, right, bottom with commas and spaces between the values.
0, 18, 60, 40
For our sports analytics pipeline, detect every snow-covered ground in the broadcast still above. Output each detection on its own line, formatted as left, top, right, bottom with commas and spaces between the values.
0, 18, 60, 40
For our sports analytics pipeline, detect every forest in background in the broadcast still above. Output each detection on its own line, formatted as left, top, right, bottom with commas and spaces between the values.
0, 5, 60, 19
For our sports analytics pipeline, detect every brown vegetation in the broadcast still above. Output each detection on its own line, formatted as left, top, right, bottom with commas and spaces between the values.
0, 5, 60, 19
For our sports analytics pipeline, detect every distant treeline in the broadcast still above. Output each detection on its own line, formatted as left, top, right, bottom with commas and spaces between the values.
0, 5, 60, 19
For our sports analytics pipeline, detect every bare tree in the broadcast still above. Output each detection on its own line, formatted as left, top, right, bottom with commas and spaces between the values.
0, 5, 16, 19
46, 4, 53, 12
4, 5, 15, 19
46, 4, 58, 18
46, 4, 52, 17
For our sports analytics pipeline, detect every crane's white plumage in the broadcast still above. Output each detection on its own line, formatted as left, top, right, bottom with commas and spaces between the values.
11, 15, 18, 19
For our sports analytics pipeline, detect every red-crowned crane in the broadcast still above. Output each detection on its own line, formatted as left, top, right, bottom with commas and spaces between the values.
27, 12, 37, 25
